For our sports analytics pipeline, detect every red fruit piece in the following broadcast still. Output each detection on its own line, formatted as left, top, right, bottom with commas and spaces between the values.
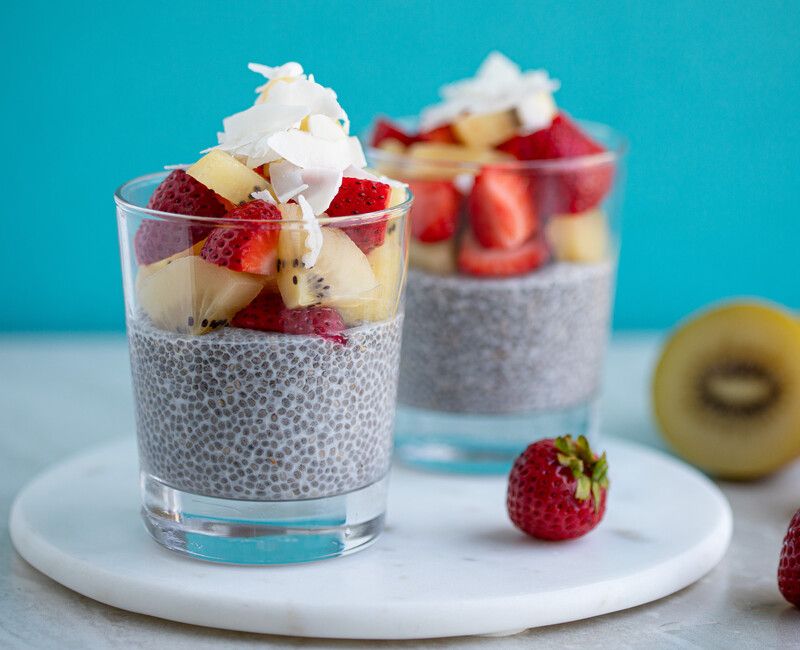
779, 508, 800, 607
282, 306, 348, 345
231, 290, 284, 332
468, 169, 538, 249
134, 170, 226, 265
497, 112, 614, 213
327, 177, 392, 253
200, 200, 281, 275
418, 124, 456, 143
371, 118, 417, 147
458, 232, 548, 277
407, 180, 461, 243
507, 435, 609, 541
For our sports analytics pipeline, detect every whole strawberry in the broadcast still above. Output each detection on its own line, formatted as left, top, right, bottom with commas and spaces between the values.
778, 508, 800, 607
507, 435, 609, 541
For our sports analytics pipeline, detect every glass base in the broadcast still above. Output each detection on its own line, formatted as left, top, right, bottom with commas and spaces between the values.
395, 399, 600, 475
140, 473, 388, 565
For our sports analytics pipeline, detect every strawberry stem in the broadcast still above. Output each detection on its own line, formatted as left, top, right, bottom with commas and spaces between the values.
555, 435, 609, 512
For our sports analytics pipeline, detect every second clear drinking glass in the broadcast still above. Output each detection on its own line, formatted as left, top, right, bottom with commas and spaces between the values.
116, 172, 411, 564
370, 122, 626, 473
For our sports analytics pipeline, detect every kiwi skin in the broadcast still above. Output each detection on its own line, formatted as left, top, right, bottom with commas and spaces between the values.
652, 300, 800, 480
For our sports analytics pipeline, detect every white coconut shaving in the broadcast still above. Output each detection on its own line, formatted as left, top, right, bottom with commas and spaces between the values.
420, 51, 560, 134
297, 194, 323, 267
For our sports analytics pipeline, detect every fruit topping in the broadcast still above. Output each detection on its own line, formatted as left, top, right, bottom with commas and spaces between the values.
327, 177, 392, 253
407, 180, 461, 242
232, 289, 347, 345
498, 112, 613, 213
652, 302, 800, 479
452, 110, 519, 149
371, 118, 417, 148
507, 435, 609, 541
187, 150, 269, 206
134, 170, 225, 265
458, 232, 548, 277
200, 200, 282, 275
545, 208, 610, 263
137, 255, 265, 335
277, 223, 377, 312
418, 124, 456, 143
409, 238, 457, 276
468, 169, 537, 249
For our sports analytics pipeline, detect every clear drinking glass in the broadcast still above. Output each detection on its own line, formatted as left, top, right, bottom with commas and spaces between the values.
369, 121, 626, 474
115, 172, 411, 564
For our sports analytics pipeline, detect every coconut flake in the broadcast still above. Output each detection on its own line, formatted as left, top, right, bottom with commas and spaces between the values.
268, 129, 358, 171
344, 165, 379, 181
250, 187, 277, 205
307, 114, 346, 141
267, 78, 348, 126
420, 51, 560, 134
164, 163, 190, 170
297, 195, 323, 267
270, 160, 342, 213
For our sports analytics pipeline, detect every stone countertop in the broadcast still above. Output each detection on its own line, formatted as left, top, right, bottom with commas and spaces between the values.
1, 334, 799, 649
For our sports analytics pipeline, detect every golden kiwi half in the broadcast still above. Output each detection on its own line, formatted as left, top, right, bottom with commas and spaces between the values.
652, 301, 800, 479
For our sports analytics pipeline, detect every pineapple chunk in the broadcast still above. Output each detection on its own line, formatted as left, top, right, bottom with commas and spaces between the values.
409, 238, 457, 275
452, 110, 519, 148
405, 143, 512, 181
545, 209, 610, 263
187, 150, 268, 206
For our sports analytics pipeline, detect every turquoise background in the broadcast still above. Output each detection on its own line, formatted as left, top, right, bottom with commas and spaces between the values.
2, 0, 798, 331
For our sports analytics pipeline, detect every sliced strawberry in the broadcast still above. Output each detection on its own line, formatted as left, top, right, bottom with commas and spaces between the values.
468, 169, 537, 249
200, 200, 281, 275
371, 118, 416, 147
458, 232, 549, 277
497, 112, 614, 213
327, 177, 391, 253
281, 306, 348, 345
231, 290, 283, 332
134, 170, 226, 265
407, 180, 461, 242
231, 291, 347, 345
418, 124, 456, 143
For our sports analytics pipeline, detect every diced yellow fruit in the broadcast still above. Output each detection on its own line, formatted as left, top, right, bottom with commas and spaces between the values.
405, 143, 512, 180
409, 238, 457, 275
452, 110, 519, 148
388, 183, 409, 208
137, 256, 265, 335
377, 138, 406, 154
545, 209, 610, 263
339, 219, 406, 324
187, 150, 268, 205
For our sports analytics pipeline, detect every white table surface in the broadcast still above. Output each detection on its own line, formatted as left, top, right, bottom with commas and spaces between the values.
1, 333, 799, 649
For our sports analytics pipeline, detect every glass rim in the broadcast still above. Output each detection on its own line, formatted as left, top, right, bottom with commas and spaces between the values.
114, 171, 413, 227
365, 118, 628, 174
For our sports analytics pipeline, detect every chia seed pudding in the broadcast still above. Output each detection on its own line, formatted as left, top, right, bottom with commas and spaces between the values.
129, 314, 403, 501
398, 262, 612, 414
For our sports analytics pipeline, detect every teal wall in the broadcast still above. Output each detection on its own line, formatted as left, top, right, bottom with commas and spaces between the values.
2, 0, 798, 331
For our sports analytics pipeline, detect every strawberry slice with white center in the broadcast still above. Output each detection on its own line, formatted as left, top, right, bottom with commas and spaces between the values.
327, 177, 391, 254
407, 180, 461, 242
468, 169, 538, 249
200, 200, 281, 275
458, 231, 549, 277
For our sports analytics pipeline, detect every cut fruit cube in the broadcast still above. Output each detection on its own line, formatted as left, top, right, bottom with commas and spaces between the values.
458, 232, 548, 277
137, 255, 265, 335
409, 238, 458, 275
418, 124, 456, 143
407, 180, 461, 243
452, 110, 519, 148
371, 118, 417, 147
545, 209, 610, 263
468, 169, 538, 249
187, 150, 269, 206
405, 143, 512, 180
327, 178, 392, 254
276, 222, 378, 311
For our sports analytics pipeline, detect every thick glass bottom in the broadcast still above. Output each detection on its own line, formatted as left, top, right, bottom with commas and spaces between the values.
395, 399, 600, 475
140, 473, 388, 565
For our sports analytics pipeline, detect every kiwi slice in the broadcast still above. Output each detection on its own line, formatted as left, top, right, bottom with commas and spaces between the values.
276, 225, 378, 314
137, 255, 265, 335
653, 301, 800, 479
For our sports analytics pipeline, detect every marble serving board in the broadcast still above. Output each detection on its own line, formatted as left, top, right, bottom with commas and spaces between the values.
9, 437, 731, 640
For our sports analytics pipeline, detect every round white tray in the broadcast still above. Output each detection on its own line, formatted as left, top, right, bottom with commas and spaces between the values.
9, 437, 731, 640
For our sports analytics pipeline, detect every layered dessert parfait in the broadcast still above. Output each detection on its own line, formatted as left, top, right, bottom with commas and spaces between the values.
368, 52, 625, 472
115, 61, 410, 563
